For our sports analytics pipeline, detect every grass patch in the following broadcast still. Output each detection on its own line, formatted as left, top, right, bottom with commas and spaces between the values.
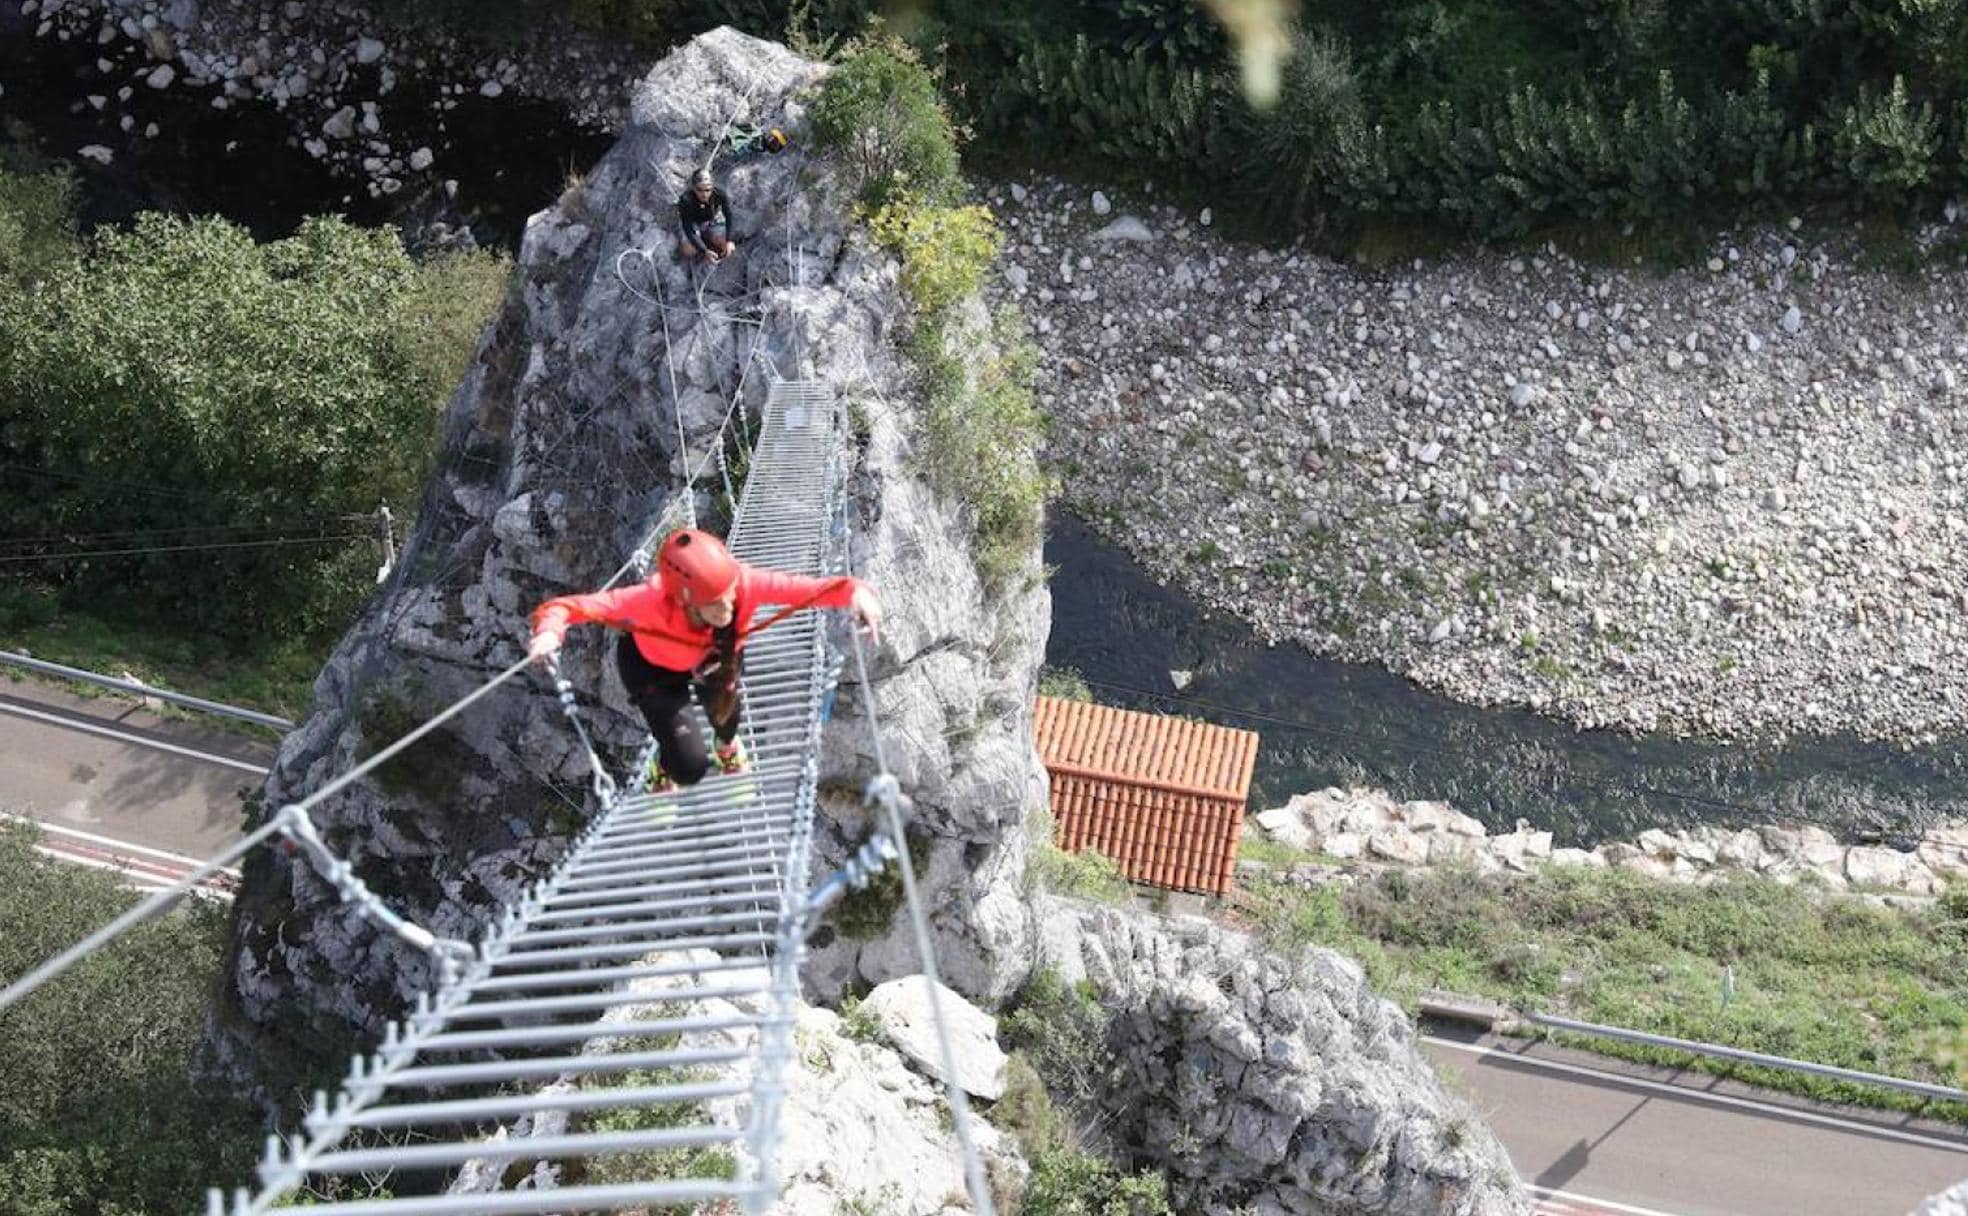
1, 603, 326, 729
1026, 805, 1133, 905
1037, 665, 1093, 702
1236, 834, 1329, 867
0, 820, 262, 1214
568, 1031, 735, 1202
1240, 864, 1968, 1120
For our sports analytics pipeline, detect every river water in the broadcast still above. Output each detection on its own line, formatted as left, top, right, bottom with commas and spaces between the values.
1045, 512, 1968, 847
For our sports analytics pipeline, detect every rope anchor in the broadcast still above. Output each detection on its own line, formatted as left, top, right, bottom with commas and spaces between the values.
274, 805, 473, 980
544, 652, 620, 804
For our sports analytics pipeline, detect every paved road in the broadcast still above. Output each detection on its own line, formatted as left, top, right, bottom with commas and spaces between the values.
0, 678, 272, 859
1426, 1029, 1968, 1216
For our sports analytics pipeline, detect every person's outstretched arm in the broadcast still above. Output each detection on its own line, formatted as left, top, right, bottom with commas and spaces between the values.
529, 585, 649, 661
744, 568, 881, 640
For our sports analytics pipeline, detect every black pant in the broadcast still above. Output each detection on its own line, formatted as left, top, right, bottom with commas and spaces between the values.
615, 634, 741, 786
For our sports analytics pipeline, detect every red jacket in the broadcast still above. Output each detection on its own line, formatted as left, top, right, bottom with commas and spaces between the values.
531, 564, 860, 673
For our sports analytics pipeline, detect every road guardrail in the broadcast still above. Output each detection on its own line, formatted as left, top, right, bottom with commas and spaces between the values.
1529, 1011, 1968, 1104
0, 649, 294, 732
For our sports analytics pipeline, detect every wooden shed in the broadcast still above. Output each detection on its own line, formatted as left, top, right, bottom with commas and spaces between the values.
1032, 695, 1260, 897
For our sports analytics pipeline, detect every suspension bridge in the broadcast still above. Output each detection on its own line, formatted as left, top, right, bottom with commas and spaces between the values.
0, 370, 995, 1214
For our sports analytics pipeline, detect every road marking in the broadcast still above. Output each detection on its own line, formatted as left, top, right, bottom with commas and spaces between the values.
0, 811, 241, 876
1424, 1034, 1968, 1155
0, 699, 270, 775
31, 842, 233, 901
1533, 1183, 1688, 1216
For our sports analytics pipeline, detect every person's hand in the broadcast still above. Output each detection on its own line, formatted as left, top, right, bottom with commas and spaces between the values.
849, 584, 883, 644
528, 632, 561, 667
706, 249, 723, 264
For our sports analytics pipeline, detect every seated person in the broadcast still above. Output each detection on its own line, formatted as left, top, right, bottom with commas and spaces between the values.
676, 168, 736, 264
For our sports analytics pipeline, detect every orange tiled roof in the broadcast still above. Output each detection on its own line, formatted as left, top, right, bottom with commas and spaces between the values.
1033, 695, 1259, 896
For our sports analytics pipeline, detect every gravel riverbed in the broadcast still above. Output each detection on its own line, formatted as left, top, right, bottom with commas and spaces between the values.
992, 178, 1968, 744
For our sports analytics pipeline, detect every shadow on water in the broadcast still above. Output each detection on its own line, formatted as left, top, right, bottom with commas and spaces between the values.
1045, 512, 1968, 847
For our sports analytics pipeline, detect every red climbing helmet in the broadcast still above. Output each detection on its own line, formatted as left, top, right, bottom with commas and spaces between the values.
658, 528, 740, 602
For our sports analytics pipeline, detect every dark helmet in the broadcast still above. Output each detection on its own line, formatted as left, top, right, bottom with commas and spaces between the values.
762, 128, 789, 154
690, 168, 714, 190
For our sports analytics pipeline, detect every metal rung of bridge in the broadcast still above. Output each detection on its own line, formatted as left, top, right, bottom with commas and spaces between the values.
211, 379, 849, 1215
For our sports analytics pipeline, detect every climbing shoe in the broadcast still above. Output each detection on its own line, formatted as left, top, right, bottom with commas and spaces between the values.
644, 757, 677, 795
713, 739, 748, 776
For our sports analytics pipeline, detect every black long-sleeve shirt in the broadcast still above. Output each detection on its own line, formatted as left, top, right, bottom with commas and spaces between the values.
676, 187, 733, 232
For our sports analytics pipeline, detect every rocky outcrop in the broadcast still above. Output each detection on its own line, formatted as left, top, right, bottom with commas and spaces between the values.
1034, 898, 1531, 1216
863, 975, 1010, 1101
448, 956, 1027, 1215
202, 27, 1044, 1092
1253, 785, 1966, 899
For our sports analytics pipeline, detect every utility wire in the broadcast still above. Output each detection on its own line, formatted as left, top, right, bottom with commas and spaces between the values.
0, 533, 371, 564
0, 517, 371, 548
0, 462, 229, 502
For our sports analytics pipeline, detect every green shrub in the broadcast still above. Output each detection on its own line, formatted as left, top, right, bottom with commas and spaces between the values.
0, 155, 78, 287
810, 34, 963, 207
991, 1051, 1056, 1158
829, 822, 933, 941
1233, 27, 1365, 224
985, 36, 1231, 171
0, 821, 261, 1214
0, 213, 510, 639
1038, 666, 1093, 702
911, 309, 1047, 588
1003, 967, 1113, 1110
1021, 1145, 1172, 1216
838, 992, 882, 1041
1831, 75, 1943, 202
869, 199, 1000, 318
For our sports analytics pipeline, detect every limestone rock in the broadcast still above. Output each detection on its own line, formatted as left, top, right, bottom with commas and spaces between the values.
861, 975, 1007, 1100
204, 27, 1044, 1094
1092, 215, 1154, 243
1034, 900, 1531, 1215
1911, 1180, 1968, 1216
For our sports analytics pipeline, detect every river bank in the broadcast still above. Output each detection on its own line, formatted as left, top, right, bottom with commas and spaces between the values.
1224, 802, 1968, 1122
1044, 512, 1968, 846
1248, 784, 1968, 901
997, 177, 1968, 746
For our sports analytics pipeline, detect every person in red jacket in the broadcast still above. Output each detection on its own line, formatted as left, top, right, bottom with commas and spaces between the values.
529, 528, 881, 791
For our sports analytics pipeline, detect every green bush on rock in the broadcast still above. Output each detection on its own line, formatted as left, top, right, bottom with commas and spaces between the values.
811, 34, 963, 207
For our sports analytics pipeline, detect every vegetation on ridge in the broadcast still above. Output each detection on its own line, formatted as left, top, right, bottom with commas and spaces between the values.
0, 822, 260, 1215
812, 36, 1048, 589
359, 1, 1968, 246
1241, 862, 1968, 1121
